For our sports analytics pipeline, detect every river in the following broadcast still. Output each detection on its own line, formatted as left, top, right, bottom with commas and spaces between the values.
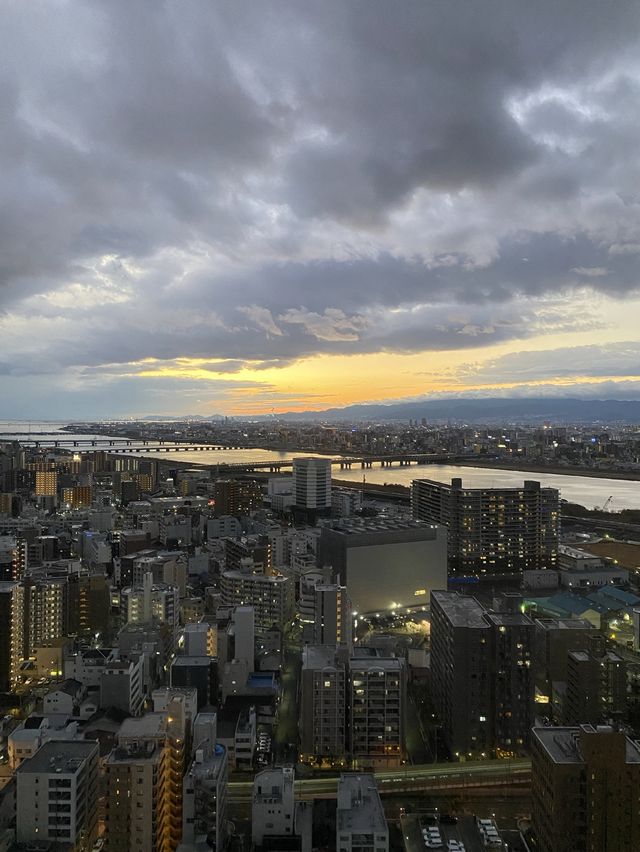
334, 463, 640, 512
1, 422, 638, 511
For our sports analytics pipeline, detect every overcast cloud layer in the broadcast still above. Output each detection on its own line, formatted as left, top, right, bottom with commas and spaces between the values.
2, 0, 640, 416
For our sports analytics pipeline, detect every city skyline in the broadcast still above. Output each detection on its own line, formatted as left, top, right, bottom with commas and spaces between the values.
3, 1, 640, 418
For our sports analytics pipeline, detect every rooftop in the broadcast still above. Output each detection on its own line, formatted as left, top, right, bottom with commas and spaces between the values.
325, 517, 440, 536
118, 713, 166, 740
533, 724, 640, 765
534, 617, 594, 632
16, 739, 97, 774
432, 591, 488, 628
485, 612, 535, 628
108, 741, 162, 763
302, 645, 342, 670
349, 656, 403, 672
254, 766, 294, 803
171, 655, 213, 667
337, 774, 387, 834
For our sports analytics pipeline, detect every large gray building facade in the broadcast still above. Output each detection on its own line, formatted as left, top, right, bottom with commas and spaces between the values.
317, 518, 446, 613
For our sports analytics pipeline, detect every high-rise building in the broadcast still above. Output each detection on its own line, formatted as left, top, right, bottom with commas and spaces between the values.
62, 485, 93, 508
230, 605, 255, 668
349, 655, 406, 768
412, 478, 559, 577
100, 655, 145, 716
170, 656, 218, 709
0, 535, 27, 580
23, 576, 68, 657
336, 773, 388, 852
533, 617, 595, 709
212, 478, 262, 517
35, 469, 57, 497
564, 636, 627, 726
317, 517, 446, 613
314, 583, 352, 649
181, 714, 228, 852
531, 724, 640, 852
121, 573, 179, 630
430, 591, 534, 757
293, 457, 332, 512
16, 739, 99, 851
104, 740, 170, 852
106, 706, 188, 852
300, 645, 347, 764
183, 621, 217, 657
220, 569, 293, 631
0, 581, 24, 691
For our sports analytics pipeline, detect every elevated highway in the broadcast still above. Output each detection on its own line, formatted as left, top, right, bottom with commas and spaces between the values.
227, 758, 531, 802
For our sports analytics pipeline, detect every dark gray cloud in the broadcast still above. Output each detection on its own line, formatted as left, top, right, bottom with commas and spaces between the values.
1, 0, 640, 413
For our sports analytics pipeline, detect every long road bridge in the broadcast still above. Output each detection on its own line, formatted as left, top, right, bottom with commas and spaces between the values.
17, 437, 252, 450
16, 439, 461, 471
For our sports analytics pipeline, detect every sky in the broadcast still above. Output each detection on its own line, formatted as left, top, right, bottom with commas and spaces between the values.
2, 0, 640, 419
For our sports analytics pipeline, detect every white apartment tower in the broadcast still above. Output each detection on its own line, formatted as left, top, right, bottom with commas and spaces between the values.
293, 457, 332, 510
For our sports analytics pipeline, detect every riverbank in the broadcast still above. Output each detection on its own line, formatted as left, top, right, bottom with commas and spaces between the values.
332, 478, 410, 498
453, 459, 640, 482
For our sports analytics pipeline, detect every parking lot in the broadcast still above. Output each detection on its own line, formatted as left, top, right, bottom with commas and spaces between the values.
401, 813, 508, 852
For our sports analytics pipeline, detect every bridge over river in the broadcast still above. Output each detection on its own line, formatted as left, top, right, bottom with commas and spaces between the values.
17, 438, 461, 472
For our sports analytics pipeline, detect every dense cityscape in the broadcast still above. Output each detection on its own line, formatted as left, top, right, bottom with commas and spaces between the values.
4, 1, 640, 850
0, 418, 639, 851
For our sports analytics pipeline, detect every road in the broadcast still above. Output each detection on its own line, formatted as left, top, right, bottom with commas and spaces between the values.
227, 758, 531, 802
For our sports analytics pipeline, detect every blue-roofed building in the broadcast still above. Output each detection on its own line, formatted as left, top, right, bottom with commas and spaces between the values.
587, 586, 640, 609
524, 593, 608, 628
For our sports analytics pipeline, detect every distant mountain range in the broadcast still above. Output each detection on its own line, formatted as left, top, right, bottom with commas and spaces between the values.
251, 397, 640, 424
141, 414, 226, 422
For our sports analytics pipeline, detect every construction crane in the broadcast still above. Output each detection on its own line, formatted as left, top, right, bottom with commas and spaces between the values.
599, 495, 614, 512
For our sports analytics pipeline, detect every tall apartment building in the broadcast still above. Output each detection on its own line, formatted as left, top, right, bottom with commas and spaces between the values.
293, 457, 332, 513
317, 517, 447, 613
104, 740, 169, 852
533, 617, 595, 706
23, 575, 68, 657
224, 535, 273, 573
564, 637, 627, 725
349, 655, 406, 768
0, 581, 24, 691
16, 740, 99, 851
430, 591, 534, 757
314, 583, 352, 649
35, 469, 57, 497
121, 573, 180, 630
412, 477, 559, 577
182, 713, 228, 852
212, 478, 262, 517
336, 773, 388, 852
105, 706, 188, 852
220, 569, 293, 630
531, 724, 640, 852
300, 645, 347, 763
62, 485, 93, 508
100, 655, 145, 716
0, 535, 27, 580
